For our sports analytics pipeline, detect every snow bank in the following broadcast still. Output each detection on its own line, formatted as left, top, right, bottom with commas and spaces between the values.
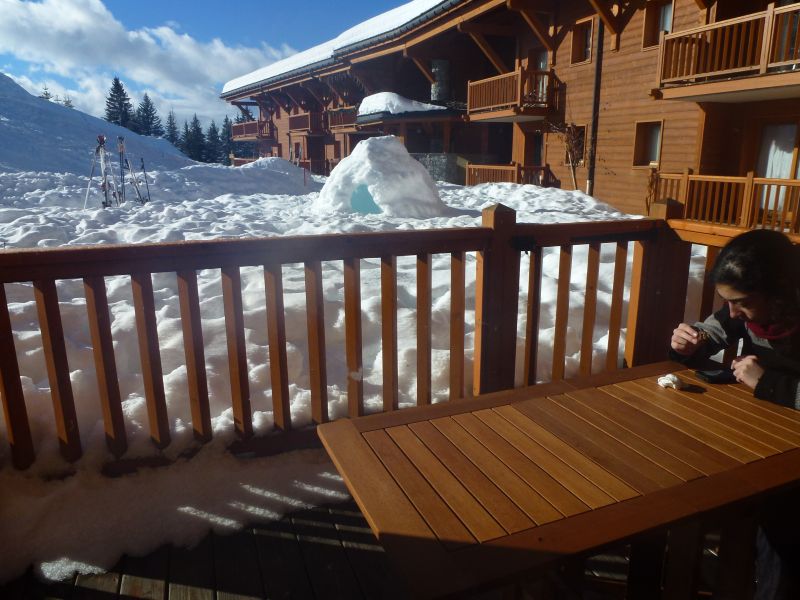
0, 73, 192, 175
358, 92, 447, 116
314, 136, 448, 217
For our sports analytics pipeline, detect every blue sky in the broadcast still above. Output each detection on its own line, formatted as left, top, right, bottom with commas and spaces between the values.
0, 0, 402, 127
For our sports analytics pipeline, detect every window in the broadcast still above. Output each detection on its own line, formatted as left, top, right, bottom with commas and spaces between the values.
643, 1, 673, 48
565, 125, 586, 166
633, 121, 663, 167
571, 18, 593, 64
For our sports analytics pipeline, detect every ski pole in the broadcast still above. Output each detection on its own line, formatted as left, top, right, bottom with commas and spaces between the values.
117, 136, 126, 204
140, 158, 151, 203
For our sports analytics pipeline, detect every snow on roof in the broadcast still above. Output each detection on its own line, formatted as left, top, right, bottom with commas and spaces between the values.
221, 0, 454, 96
357, 92, 447, 116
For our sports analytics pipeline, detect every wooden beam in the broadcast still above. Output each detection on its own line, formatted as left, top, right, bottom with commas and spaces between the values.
467, 31, 508, 74
457, 22, 517, 37
300, 82, 327, 109
406, 53, 436, 84
694, 0, 709, 8
320, 77, 346, 104
586, 0, 619, 35
506, 0, 554, 53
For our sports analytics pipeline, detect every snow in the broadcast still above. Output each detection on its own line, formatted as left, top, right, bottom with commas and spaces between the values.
221, 0, 449, 95
357, 92, 448, 116
0, 71, 706, 587
0, 73, 192, 175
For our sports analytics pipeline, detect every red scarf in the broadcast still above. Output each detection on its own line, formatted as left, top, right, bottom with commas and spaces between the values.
746, 321, 799, 340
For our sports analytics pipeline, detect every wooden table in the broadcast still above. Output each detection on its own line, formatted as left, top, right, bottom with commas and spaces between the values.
317, 362, 800, 599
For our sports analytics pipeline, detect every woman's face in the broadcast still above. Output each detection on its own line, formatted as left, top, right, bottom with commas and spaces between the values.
716, 284, 771, 324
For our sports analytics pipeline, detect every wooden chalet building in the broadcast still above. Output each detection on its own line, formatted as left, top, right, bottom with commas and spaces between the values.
222, 0, 800, 217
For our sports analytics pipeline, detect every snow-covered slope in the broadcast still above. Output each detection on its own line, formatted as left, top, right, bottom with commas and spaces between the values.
0, 73, 193, 175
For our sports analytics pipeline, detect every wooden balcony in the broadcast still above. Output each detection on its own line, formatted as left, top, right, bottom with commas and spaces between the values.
658, 3, 800, 101
230, 120, 277, 142
654, 171, 800, 236
327, 106, 357, 130
467, 68, 556, 122
231, 156, 257, 167
289, 112, 325, 134
466, 163, 558, 187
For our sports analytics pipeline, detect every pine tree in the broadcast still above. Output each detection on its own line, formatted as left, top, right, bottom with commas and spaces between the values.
39, 85, 52, 101
62, 95, 74, 108
234, 107, 254, 123
179, 120, 190, 153
135, 93, 163, 137
221, 116, 234, 166
184, 114, 206, 161
165, 110, 180, 146
204, 120, 223, 163
104, 77, 133, 128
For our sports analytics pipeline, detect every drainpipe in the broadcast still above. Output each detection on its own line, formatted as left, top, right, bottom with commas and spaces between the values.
586, 21, 604, 196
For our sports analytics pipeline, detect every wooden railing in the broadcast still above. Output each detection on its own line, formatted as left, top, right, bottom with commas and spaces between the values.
0, 208, 672, 470
467, 68, 555, 114
231, 157, 257, 167
655, 171, 800, 233
231, 120, 277, 140
466, 163, 557, 187
659, 3, 800, 86
289, 112, 324, 133
327, 106, 357, 129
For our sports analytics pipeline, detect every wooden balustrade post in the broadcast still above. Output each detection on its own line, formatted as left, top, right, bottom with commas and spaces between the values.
678, 168, 692, 212
760, 3, 776, 73
740, 170, 756, 227
473, 204, 520, 395
625, 218, 691, 367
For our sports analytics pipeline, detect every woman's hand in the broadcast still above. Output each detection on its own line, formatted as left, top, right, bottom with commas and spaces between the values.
731, 355, 764, 389
671, 323, 704, 356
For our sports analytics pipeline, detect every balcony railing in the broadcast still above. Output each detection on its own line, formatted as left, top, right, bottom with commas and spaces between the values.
231, 157, 257, 167
289, 112, 324, 133
655, 171, 800, 234
467, 68, 555, 115
327, 106, 357, 130
466, 163, 558, 187
659, 3, 800, 87
230, 120, 277, 141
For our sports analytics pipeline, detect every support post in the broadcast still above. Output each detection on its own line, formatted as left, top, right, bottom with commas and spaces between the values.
625, 217, 691, 367
473, 205, 520, 395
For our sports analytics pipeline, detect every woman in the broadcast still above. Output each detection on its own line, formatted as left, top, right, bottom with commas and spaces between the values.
670, 229, 800, 408
670, 228, 800, 600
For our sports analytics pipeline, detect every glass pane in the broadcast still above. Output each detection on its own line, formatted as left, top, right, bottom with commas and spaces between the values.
757, 123, 796, 179
647, 124, 661, 163
659, 3, 673, 34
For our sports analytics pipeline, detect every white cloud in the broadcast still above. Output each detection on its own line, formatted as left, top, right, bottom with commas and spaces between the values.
0, 0, 294, 125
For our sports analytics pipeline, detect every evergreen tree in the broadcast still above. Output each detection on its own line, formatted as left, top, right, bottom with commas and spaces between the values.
39, 85, 52, 101
183, 114, 206, 161
104, 77, 133, 128
165, 110, 180, 146
204, 120, 223, 163
134, 93, 164, 137
220, 116, 234, 166
62, 95, 74, 108
179, 120, 190, 153
234, 107, 254, 123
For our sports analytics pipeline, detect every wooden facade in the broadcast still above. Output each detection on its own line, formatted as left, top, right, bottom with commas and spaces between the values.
222, 0, 800, 216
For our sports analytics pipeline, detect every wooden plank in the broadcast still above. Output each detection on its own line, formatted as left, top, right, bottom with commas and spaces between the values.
387, 425, 505, 542
34, 278, 82, 461
0, 284, 34, 469
451, 412, 590, 519
221, 266, 252, 438
359, 427, 473, 548
523, 247, 543, 385
607, 382, 760, 463
605, 242, 627, 371
569, 387, 738, 474
75, 562, 121, 597
416, 253, 432, 406
212, 530, 265, 600
176, 270, 212, 443
514, 397, 682, 494
449, 251, 465, 400
119, 545, 168, 599
661, 520, 703, 600
579, 242, 600, 376
344, 257, 364, 417
264, 263, 291, 430
409, 420, 535, 534
551, 393, 704, 482
551, 246, 572, 381
714, 516, 757, 600
381, 255, 399, 411
494, 404, 639, 502
168, 535, 214, 600
471, 408, 615, 509
128, 272, 171, 450
304, 260, 328, 424
252, 517, 313, 600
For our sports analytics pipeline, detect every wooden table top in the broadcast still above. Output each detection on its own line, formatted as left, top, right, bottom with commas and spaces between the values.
317, 361, 800, 599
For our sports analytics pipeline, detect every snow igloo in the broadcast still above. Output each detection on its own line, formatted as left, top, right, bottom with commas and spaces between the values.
314, 135, 448, 218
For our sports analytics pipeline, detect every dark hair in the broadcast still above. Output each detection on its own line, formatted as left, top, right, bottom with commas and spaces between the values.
711, 229, 800, 324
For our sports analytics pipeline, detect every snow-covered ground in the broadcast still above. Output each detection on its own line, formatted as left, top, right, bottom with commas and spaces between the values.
0, 75, 706, 585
